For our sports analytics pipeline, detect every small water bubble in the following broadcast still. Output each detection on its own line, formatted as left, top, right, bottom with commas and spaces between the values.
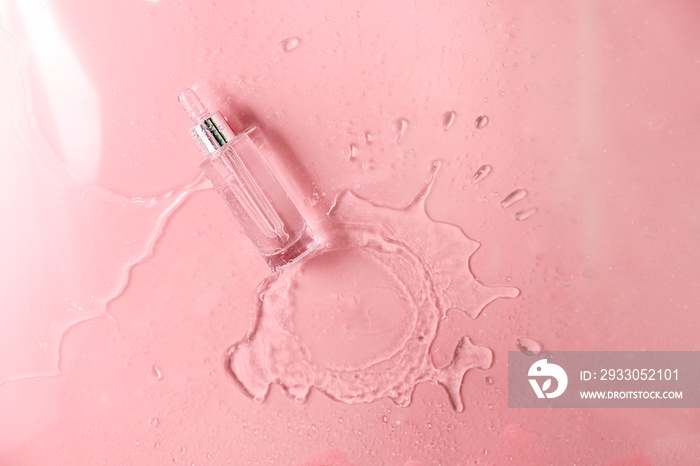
475, 115, 489, 129
470, 164, 492, 184
149, 417, 159, 427
514, 207, 537, 221
392, 118, 409, 144
501, 189, 527, 208
150, 365, 162, 380
381, 416, 388, 423
279, 37, 300, 53
364, 131, 374, 145
484, 376, 493, 385
516, 338, 541, 355
440, 111, 456, 130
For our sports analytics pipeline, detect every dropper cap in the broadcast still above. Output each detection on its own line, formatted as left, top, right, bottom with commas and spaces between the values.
179, 88, 236, 155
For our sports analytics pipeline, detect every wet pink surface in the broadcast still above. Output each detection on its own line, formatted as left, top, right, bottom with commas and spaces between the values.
1, 0, 700, 464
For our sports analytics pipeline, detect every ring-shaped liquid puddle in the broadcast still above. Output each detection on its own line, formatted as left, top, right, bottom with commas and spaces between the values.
225, 162, 520, 411
289, 246, 419, 372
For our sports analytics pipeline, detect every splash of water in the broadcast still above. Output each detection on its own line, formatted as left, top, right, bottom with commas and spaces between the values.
225, 162, 519, 411
0, 19, 207, 385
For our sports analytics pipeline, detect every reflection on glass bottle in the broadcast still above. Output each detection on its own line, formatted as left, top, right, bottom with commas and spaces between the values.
179, 88, 316, 270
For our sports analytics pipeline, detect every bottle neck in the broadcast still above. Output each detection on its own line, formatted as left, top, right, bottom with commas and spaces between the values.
190, 111, 237, 155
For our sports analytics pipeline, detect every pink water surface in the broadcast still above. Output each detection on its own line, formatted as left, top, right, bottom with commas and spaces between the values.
1, 0, 700, 464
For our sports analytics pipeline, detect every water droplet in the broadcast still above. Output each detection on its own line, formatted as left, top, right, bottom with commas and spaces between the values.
500, 189, 527, 208
348, 143, 357, 160
516, 338, 541, 355
150, 365, 162, 380
475, 115, 489, 129
470, 164, 492, 184
149, 417, 159, 427
279, 37, 300, 53
392, 118, 409, 144
224, 163, 519, 411
484, 376, 493, 385
514, 207, 537, 221
440, 111, 456, 130
364, 131, 374, 145
381, 416, 388, 423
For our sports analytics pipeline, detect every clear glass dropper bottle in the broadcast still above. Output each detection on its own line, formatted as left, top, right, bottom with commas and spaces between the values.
179, 88, 317, 270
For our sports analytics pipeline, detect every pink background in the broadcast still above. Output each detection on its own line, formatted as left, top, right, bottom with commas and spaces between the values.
1, 0, 699, 464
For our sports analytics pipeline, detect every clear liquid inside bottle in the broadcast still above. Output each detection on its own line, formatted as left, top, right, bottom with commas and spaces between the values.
200, 126, 316, 270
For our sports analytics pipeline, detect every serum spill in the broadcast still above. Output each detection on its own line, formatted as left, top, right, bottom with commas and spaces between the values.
225, 162, 519, 411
